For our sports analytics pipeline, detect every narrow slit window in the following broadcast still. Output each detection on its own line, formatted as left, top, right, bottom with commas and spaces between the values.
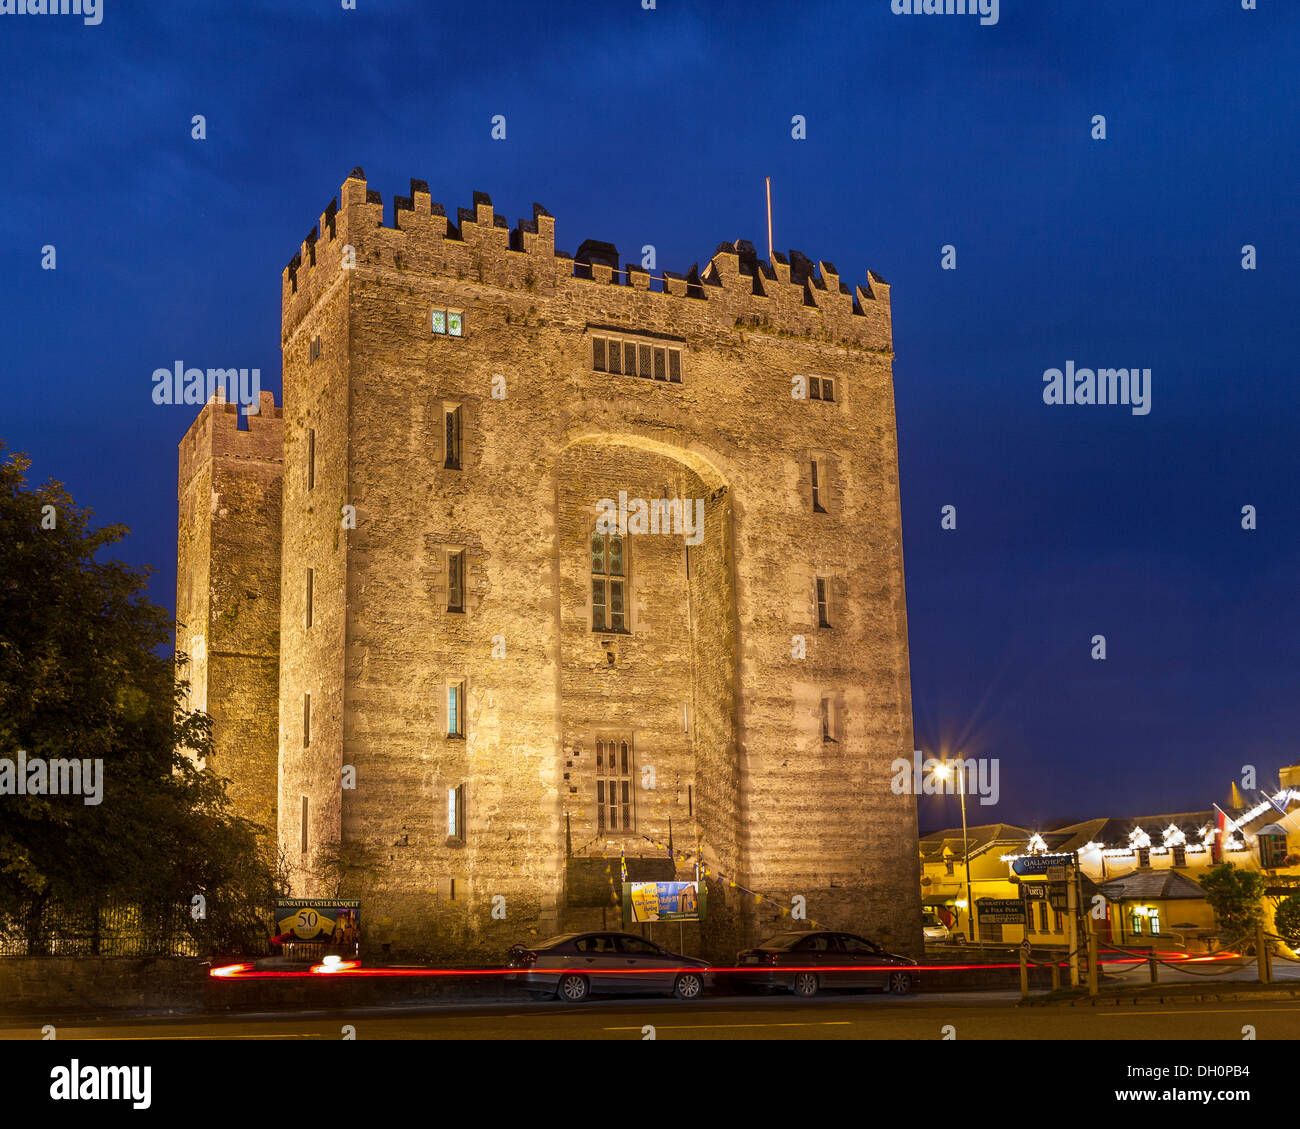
607, 338, 622, 374
300, 795, 309, 854
448, 784, 465, 841
668, 349, 682, 383
653, 347, 667, 381
306, 568, 314, 628
624, 342, 637, 376
447, 550, 464, 612
816, 577, 830, 628
303, 692, 311, 748
811, 459, 828, 513
444, 406, 462, 470
448, 682, 465, 738
592, 337, 607, 372
310, 335, 322, 364
820, 696, 835, 742
307, 428, 316, 491
638, 344, 652, 379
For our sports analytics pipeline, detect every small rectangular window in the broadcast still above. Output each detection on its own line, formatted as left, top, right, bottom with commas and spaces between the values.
448, 784, 465, 841
307, 428, 316, 491
821, 377, 835, 402
1173, 845, 1186, 867
1137, 847, 1151, 868
300, 795, 309, 854
592, 577, 607, 631
816, 577, 830, 628
448, 682, 465, 738
309, 335, 322, 364
444, 406, 462, 470
809, 377, 822, 401
592, 337, 607, 372
306, 568, 314, 629
653, 347, 667, 381
448, 550, 464, 612
447, 310, 464, 337
811, 459, 827, 513
638, 344, 652, 379
624, 342, 637, 376
668, 349, 682, 383
432, 309, 447, 335
303, 692, 311, 748
607, 339, 622, 374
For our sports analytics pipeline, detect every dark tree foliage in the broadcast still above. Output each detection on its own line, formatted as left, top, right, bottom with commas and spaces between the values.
1199, 862, 1266, 944
0, 442, 279, 954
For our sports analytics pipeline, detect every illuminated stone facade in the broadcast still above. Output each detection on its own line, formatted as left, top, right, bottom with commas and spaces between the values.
177, 169, 922, 961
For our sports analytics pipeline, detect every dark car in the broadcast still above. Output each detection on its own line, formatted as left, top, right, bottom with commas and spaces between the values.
732, 930, 917, 998
504, 931, 714, 1002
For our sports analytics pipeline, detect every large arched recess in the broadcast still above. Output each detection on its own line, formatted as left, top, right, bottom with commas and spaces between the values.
551, 430, 748, 961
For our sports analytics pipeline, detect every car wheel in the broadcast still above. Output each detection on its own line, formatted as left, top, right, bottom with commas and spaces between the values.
558, 973, 590, 1002
793, 972, 819, 998
888, 971, 912, 995
674, 972, 703, 1000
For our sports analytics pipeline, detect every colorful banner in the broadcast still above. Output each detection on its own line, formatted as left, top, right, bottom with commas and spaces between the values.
273, 898, 361, 948
622, 881, 706, 924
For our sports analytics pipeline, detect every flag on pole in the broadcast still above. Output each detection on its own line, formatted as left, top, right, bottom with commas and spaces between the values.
1211, 804, 1233, 863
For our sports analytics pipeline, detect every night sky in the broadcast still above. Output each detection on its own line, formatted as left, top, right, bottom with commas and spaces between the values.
3, 1, 1297, 831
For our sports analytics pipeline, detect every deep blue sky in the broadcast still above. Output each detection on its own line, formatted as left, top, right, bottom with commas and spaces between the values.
3, 1, 1297, 832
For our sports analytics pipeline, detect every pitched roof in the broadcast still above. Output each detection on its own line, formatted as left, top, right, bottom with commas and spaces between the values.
1097, 870, 1206, 901
919, 824, 1030, 862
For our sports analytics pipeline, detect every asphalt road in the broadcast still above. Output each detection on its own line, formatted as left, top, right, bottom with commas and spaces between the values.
3, 990, 1298, 1040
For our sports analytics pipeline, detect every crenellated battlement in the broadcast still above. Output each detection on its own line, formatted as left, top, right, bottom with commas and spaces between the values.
282, 169, 891, 351
177, 389, 283, 495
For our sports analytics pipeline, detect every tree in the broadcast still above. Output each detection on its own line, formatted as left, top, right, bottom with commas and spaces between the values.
1198, 862, 1266, 944
0, 442, 279, 953
1275, 895, 1300, 948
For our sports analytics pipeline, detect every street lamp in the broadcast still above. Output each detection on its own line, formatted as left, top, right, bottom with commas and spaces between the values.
936, 757, 976, 944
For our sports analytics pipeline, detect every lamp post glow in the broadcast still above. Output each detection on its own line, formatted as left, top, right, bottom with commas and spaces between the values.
936, 758, 976, 944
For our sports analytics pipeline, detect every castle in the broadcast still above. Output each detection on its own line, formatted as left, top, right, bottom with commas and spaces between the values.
176, 169, 922, 960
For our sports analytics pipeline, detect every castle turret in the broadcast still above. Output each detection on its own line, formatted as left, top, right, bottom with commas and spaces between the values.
177, 389, 283, 847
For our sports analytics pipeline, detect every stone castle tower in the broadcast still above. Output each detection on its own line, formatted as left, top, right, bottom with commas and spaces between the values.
178, 168, 922, 960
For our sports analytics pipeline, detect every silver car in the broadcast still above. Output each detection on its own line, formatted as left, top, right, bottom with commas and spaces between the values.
923, 911, 952, 944
505, 931, 713, 1002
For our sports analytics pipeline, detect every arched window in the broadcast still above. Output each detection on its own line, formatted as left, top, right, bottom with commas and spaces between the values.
590, 529, 626, 632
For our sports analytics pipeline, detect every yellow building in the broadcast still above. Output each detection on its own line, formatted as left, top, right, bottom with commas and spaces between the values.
921, 772, 1300, 954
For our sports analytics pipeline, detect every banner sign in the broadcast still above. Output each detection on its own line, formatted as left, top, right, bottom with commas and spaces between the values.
622, 881, 706, 924
274, 898, 361, 949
